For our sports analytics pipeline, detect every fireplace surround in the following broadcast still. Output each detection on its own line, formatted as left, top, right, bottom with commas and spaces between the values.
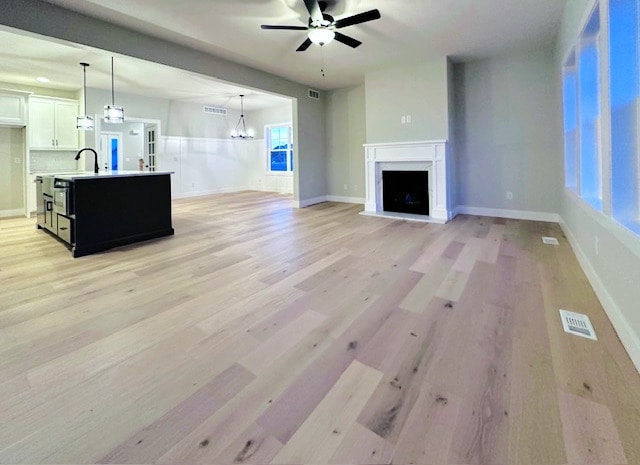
362, 140, 453, 223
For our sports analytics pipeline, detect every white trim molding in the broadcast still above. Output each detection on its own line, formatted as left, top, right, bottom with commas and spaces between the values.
560, 217, 640, 373
455, 206, 561, 223
0, 209, 25, 219
294, 195, 366, 208
294, 196, 328, 208
363, 140, 453, 223
326, 195, 365, 204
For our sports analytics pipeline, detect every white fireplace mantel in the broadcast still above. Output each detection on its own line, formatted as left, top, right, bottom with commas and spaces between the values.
362, 140, 454, 223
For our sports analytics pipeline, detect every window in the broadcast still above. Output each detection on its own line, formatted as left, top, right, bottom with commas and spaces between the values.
610, 0, 640, 233
266, 124, 293, 172
578, 5, 603, 211
563, 53, 579, 191
561, 0, 640, 236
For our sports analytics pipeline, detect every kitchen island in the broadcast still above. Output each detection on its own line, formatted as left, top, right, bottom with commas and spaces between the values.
37, 170, 174, 257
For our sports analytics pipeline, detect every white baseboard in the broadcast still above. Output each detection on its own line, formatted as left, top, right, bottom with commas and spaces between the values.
325, 195, 365, 204
171, 187, 245, 200
294, 196, 328, 208
0, 209, 25, 218
294, 195, 365, 208
455, 205, 561, 223
560, 218, 640, 373
172, 186, 294, 200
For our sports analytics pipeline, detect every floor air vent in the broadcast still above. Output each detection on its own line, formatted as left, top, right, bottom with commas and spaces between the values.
203, 106, 228, 116
542, 236, 560, 245
559, 309, 597, 340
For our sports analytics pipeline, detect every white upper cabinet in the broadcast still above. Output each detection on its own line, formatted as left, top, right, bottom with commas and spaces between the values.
29, 96, 79, 150
0, 90, 29, 126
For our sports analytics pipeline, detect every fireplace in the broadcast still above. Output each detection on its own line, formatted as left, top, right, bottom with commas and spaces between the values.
362, 140, 453, 223
382, 171, 429, 215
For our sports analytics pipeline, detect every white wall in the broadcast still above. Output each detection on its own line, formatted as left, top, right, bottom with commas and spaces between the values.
158, 136, 292, 198
453, 46, 563, 217
557, 0, 640, 371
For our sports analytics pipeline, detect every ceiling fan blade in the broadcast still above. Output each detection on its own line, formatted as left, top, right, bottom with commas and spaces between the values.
261, 25, 308, 30
333, 31, 362, 48
303, 0, 324, 22
296, 38, 313, 52
334, 9, 381, 29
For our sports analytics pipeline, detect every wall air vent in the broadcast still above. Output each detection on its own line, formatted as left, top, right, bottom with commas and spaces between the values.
203, 106, 228, 116
308, 89, 320, 100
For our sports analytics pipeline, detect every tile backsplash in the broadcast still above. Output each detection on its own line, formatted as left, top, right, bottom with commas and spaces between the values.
30, 151, 79, 173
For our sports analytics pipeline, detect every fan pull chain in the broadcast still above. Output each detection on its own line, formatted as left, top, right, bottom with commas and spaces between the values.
320, 45, 326, 77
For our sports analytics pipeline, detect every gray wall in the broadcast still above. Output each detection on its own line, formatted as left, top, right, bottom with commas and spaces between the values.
454, 46, 563, 213
365, 58, 450, 143
0, 127, 25, 212
86, 88, 171, 135
325, 85, 366, 200
557, 0, 640, 368
1, 0, 326, 204
249, 103, 294, 137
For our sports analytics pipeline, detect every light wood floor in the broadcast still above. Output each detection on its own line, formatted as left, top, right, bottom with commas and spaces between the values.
1, 191, 639, 464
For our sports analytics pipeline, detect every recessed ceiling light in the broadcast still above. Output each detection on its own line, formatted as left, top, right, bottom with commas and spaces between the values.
36, 76, 50, 83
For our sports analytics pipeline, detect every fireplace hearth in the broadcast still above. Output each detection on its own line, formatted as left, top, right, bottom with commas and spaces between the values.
382, 171, 429, 215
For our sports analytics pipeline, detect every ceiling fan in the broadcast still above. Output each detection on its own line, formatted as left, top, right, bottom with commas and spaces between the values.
261, 0, 381, 51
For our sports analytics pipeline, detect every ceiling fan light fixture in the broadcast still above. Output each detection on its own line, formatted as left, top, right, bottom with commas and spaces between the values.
308, 27, 335, 45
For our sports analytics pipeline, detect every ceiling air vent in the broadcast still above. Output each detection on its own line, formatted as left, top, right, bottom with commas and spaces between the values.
308, 89, 320, 100
203, 106, 228, 116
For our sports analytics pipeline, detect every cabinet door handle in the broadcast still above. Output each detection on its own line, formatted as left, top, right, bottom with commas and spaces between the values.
52, 139, 55, 146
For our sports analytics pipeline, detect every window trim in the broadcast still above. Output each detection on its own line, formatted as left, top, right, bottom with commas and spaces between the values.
265, 122, 294, 175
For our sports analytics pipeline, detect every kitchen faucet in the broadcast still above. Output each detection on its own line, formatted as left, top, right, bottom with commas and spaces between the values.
75, 148, 100, 174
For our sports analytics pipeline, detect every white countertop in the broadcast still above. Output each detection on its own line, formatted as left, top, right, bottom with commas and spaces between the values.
40, 170, 174, 180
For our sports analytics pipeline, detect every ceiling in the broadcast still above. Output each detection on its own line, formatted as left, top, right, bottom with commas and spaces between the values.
2, 0, 567, 106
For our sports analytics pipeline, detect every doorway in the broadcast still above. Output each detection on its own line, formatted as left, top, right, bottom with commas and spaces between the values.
100, 132, 122, 171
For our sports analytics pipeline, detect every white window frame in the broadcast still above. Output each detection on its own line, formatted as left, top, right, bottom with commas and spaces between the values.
265, 123, 293, 175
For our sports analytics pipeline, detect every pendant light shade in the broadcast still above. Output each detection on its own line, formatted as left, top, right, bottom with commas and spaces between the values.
76, 62, 94, 131
104, 57, 124, 123
230, 94, 254, 139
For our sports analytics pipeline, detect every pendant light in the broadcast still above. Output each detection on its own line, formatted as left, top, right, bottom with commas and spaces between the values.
230, 94, 254, 139
76, 63, 94, 130
103, 56, 124, 123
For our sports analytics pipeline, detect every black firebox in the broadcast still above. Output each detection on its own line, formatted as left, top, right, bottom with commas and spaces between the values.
382, 170, 429, 215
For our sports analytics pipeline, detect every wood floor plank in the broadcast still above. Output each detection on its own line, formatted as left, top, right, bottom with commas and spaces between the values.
0, 193, 638, 464
270, 360, 383, 464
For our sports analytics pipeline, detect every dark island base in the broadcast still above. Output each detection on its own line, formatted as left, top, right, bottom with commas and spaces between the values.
72, 227, 174, 258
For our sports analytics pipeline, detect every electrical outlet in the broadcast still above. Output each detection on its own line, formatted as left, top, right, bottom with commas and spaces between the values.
506, 191, 513, 200
14, 157, 21, 164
